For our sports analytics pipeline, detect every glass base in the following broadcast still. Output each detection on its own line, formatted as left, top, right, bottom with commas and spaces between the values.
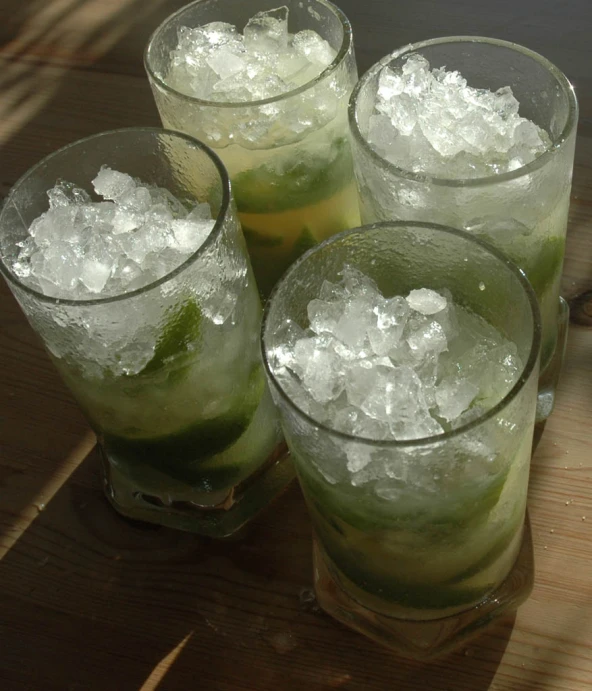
101, 443, 294, 537
312, 516, 534, 660
536, 297, 569, 423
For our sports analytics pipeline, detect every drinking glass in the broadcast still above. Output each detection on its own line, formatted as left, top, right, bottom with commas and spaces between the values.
145, 0, 360, 298
262, 221, 541, 658
349, 37, 577, 421
0, 128, 290, 537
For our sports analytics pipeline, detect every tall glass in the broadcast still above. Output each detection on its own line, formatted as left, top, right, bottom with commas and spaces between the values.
0, 128, 290, 537
262, 222, 541, 658
145, 0, 360, 298
349, 37, 577, 420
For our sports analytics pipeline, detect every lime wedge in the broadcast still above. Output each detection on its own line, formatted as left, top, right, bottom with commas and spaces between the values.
141, 299, 202, 376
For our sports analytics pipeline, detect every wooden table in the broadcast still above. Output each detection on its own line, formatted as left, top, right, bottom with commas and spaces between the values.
1, 1, 591, 689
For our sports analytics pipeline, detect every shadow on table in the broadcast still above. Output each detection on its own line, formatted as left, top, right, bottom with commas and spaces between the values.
0, 444, 514, 691
156, 616, 515, 691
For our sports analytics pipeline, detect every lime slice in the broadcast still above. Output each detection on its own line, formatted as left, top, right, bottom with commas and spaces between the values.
301, 456, 508, 537
339, 559, 491, 610
286, 226, 318, 263
448, 506, 523, 584
517, 236, 564, 297
241, 225, 284, 248
232, 136, 353, 214
103, 365, 265, 485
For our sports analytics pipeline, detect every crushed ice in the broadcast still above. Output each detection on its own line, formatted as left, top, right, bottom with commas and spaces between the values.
167, 7, 336, 103
367, 54, 551, 178
12, 167, 215, 299
268, 266, 522, 444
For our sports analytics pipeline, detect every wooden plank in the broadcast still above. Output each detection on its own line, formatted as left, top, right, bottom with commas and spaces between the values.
1, 0, 592, 689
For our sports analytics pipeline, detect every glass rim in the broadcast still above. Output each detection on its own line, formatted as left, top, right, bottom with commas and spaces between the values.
0, 127, 232, 307
348, 35, 579, 188
144, 0, 353, 109
261, 220, 542, 448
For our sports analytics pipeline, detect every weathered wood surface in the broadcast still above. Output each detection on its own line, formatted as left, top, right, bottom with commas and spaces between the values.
1, 0, 592, 688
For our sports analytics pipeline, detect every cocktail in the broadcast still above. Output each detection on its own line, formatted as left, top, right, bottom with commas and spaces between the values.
262, 221, 541, 658
349, 38, 577, 420
0, 128, 290, 537
145, 0, 360, 298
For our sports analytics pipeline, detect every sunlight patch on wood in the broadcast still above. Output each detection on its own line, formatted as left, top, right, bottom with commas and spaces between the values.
139, 632, 194, 691
0, 430, 96, 560
0, 0, 166, 144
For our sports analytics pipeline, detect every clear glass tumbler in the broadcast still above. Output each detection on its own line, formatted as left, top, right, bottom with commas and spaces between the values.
0, 128, 290, 537
145, 0, 360, 298
262, 221, 541, 659
349, 37, 577, 421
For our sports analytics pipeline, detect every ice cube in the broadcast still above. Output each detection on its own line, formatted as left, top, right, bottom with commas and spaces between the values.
213, 70, 288, 101
275, 51, 312, 83
186, 202, 214, 222
170, 219, 214, 252
207, 50, 246, 80
118, 258, 143, 284
339, 264, 380, 298
119, 186, 153, 213
350, 460, 389, 487
292, 336, 344, 403
244, 6, 289, 53
269, 319, 307, 369
359, 365, 399, 419
292, 30, 335, 66
112, 208, 142, 234
361, 365, 443, 440
377, 65, 405, 101
274, 366, 328, 421
178, 22, 239, 55
351, 412, 391, 440
35, 241, 82, 293
30, 207, 79, 246
92, 166, 136, 201
367, 307, 408, 356
48, 180, 91, 208
307, 298, 344, 336
374, 481, 404, 501
80, 258, 111, 293
494, 85, 520, 118
318, 278, 345, 302
333, 296, 375, 349
345, 443, 373, 473
345, 359, 380, 407
406, 288, 447, 315
367, 113, 398, 158
407, 319, 448, 359
435, 377, 479, 422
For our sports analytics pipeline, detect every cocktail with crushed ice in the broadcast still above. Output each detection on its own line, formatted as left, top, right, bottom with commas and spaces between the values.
262, 222, 541, 658
0, 129, 290, 537
145, 0, 360, 298
349, 38, 578, 420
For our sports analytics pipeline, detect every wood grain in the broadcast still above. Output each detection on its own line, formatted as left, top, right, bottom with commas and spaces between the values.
1, 0, 592, 689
